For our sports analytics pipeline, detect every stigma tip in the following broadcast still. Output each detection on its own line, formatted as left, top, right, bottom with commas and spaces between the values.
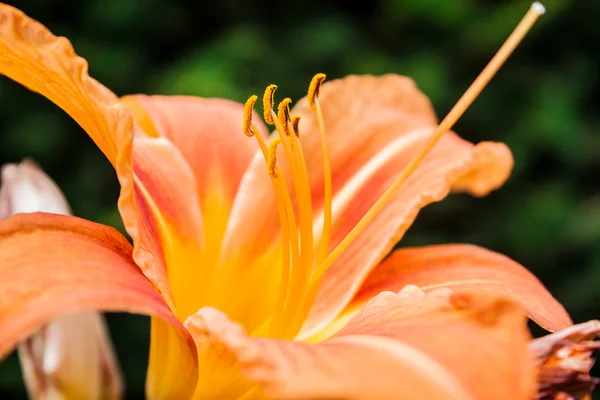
531, 2, 545, 15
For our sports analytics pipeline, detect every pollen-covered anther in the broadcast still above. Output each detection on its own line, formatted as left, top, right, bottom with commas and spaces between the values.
243, 95, 258, 137
291, 115, 301, 137
263, 84, 277, 125
267, 137, 282, 177
308, 73, 326, 109
278, 98, 292, 136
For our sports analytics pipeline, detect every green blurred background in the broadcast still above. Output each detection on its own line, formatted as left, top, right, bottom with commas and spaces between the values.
0, 0, 598, 397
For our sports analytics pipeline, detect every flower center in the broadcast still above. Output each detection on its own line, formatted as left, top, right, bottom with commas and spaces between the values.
239, 2, 544, 340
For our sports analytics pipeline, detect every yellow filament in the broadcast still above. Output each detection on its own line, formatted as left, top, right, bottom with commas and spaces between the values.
270, 110, 315, 337
245, 95, 300, 336
314, 96, 332, 263
269, 168, 300, 336
263, 85, 277, 125
310, 3, 546, 284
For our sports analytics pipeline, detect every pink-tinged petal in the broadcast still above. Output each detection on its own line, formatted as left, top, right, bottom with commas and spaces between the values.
122, 95, 267, 257
132, 137, 209, 398
123, 95, 267, 204
185, 287, 535, 400
132, 136, 204, 315
529, 320, 600, 399
0, 4, 132, 167
1, 160, 123, 400
301, 133, 512, 337
0, 213, 187, 358
349, 244, 572, 333
0, 213, 199, 399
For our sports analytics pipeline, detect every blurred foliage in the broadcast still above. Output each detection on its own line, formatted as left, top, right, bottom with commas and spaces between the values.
0, 0, 598, 397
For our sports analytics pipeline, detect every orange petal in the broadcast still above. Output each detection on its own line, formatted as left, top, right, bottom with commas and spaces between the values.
0, 4, 132, 166
349, 244, 572, 333
302, 137, 512, 337
0, 213, 188, 359
132, 138, 207, 397
0, 7, 178, 364
123, 95, 267, 259
1, 160, 122, 399
132, 137, 204, 313
185, 287, 535, 400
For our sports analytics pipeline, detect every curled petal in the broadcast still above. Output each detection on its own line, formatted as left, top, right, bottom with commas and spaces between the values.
349, 244, 571, 333
0, 213, 191, 368
0, 4, 132, 166
529, 320, 600, 400
0, 4, 172, 352
185, 287, 535, 400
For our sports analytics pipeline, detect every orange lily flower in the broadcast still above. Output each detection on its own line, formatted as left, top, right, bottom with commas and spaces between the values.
0, 160, 122, 399
0, 2, 577, 399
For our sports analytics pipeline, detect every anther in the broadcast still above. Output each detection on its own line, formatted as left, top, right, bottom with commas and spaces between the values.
263, 85, 277, 125
243, 95, 258, 137
278, 98, 292, 136
291, 115, 301, 137
308, 73, 326, 109
268, 137, 282, 177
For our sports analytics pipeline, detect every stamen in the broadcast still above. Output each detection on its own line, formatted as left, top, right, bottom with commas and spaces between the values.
243, 95, 258, 137
263, 84, 277, 125
310, 3, 546, 284
267, 137, 282, 177
270, 109, 315, 336
277, 98, 292, 136
269, 171, 300, 337
291, 115, 301, 137
242, 89, 300, 338
243, 95, 269, 159
308, 73, 326, 109
309, 73, 333, 263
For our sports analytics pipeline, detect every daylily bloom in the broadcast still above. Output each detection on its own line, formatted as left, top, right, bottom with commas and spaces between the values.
0, 2, 586, 399
0, 160, 122, 399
